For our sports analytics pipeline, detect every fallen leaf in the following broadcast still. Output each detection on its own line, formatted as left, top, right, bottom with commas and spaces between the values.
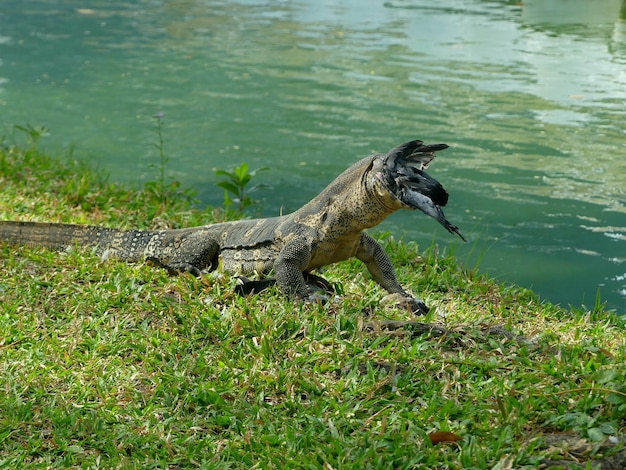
429, 431, 462, 445
598, 347, 614, 358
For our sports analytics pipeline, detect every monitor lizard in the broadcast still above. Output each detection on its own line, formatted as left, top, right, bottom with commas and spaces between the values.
0, 139, 465, 314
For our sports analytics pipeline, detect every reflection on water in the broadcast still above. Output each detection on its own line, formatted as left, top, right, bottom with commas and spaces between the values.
0, 0, 624, 312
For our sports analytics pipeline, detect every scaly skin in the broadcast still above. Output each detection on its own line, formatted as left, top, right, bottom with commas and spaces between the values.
0, 140, 465, 314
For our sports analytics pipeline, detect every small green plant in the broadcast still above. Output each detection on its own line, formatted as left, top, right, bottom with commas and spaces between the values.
143, 112, 196, 210
148, 112, 168, 202
13, 123, 49, 149
215, 162, 269, 213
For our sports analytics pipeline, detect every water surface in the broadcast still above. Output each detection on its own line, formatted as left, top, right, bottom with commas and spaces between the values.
1, 0, 625, 312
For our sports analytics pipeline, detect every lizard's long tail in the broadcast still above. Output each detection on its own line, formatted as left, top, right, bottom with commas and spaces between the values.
0, 221, 155, 261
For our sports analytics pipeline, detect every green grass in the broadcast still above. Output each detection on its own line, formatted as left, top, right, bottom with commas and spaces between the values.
1, 144, 625, 469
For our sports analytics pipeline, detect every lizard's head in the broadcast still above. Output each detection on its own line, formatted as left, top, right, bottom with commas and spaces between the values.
369, 140, 466, 241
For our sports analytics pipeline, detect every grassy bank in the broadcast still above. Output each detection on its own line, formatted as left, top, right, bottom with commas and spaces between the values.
1, 143, 625, 469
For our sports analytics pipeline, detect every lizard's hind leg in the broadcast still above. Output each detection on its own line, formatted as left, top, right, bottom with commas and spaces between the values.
147, 232, 220, 276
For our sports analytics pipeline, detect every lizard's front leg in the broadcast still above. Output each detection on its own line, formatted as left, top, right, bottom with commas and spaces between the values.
274, 237, 314, 300
355, 232, 429, 315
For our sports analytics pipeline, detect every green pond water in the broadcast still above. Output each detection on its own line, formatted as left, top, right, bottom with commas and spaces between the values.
1, 0, 625, 313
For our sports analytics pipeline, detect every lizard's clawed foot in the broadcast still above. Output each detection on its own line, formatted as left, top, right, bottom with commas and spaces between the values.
146, 257, 203, 276
235, 273, 336, 299
382, 293, 430, 316
408, 298, 430, 316
234, 277, 276, 295
235, 277, 330, 304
